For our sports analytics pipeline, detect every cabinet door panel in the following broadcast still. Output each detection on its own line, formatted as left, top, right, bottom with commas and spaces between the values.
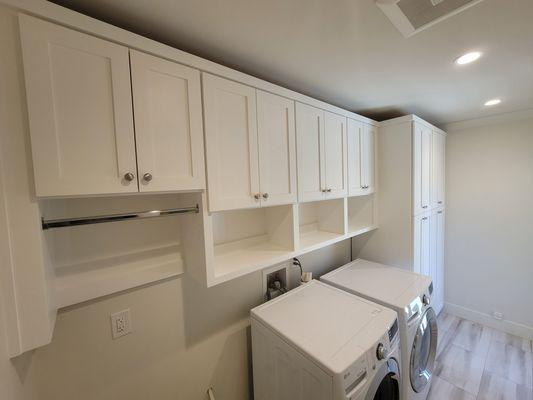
19, 15, 137, 196
296, 103, 325, 202
203, 74, 260, 211
130, 50, 205, 192
413, 123, 432, 215
432, 132, 446, 208
347, 119, 364, 196
324, 112, 347, 198
257, 91, 297, 206
361, 123, 376, 194
413, 213, 431, 276
433, 208, 445, 313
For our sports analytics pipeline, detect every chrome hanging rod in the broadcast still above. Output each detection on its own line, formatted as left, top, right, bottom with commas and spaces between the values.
41, 204, 199, 230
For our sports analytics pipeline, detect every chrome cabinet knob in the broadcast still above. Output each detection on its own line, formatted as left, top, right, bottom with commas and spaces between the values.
143, 173, 153, 182
376, 343, 387, 360
124, 172, 135, 182
262, 193, 269, 199
326, 188, 332, 192
254, 193, 261, 200
422, 205, 428, 209
321, 189, 327, 193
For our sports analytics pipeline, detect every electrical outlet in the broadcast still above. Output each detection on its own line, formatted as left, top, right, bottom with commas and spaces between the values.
492, 311, 503, 321
110, 309, 132, 339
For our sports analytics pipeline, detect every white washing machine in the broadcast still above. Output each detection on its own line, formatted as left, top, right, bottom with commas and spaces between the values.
251, 280, 401, 400
321, 259, 438, 400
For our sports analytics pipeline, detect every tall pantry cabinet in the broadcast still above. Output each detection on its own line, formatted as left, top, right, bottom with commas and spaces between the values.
356, 115, 446, 314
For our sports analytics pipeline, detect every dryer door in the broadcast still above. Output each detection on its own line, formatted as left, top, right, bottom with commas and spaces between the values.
410, 307, 438, 392
364, 358, 400, 400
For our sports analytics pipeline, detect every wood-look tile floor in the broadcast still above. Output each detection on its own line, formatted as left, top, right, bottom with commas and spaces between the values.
428, 313, 533, 400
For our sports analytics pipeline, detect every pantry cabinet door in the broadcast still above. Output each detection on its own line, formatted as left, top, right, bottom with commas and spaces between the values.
433, 208, 445, 314
361, 123, 376, 194
256, 91, 297, 206
413, 122, 432, 215
130, 50, 205, 192
347, 119, 364, 196
431, 132, 446, 209
203, 73, 260, 211
413, 213, 431, 276
19, 15, 137, 197
296, 103, 326, 202
323, 112, 348, 198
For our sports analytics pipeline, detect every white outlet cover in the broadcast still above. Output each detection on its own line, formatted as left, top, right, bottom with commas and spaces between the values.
110, 309, 132, 339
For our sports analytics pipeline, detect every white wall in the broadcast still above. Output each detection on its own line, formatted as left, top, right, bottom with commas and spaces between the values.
445, 113, 533, 338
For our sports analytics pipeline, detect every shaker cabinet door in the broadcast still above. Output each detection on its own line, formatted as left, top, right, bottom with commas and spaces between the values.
130, 50, 205, 192
323, 111, 347, 198
19, 15, 137, 197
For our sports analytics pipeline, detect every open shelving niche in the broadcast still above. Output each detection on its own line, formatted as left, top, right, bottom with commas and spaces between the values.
40, 192, 204, 307
297, 198, 346, 251
347, 193, 378, 235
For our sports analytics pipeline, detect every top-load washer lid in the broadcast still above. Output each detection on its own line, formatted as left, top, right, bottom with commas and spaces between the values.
251, 280, 397, 374
320, 259, 432, 311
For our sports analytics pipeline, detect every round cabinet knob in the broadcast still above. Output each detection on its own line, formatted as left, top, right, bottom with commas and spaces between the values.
143, 173, 153, 182
262, 193, 269, 199
124, 172, 135, 182
254, 193, 261, 200
376, 343, 387, 360
326, 188, 332, 192
422, 294, 430, 306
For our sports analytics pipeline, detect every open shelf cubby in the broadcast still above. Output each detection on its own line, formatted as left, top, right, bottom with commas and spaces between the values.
210, 205, 296, 281
40, 193, 203, 307
297, 198, 346, 251
347, 194, 377, 234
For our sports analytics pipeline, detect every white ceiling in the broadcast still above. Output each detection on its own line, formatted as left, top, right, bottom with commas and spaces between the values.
51, 0, 533, 126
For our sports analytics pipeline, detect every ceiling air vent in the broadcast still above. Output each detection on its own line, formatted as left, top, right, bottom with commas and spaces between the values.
376, 0, 485, 37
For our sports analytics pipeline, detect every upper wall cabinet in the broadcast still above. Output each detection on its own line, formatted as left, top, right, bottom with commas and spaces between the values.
20, 16, 137, 197
19, 17, 205, 197
347, 119, 376, 196
130, 50, 205, 192
413, 121, 432, 215
203, 74, 297, 211
296, 103, 347, 202
431, 131, 445, 208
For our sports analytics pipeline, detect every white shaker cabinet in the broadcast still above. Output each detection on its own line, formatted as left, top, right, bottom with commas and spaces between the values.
348, 119, 376, 196
296, 103, 347, 202
19, 15, 138, 197
413, 122, 432, 215
256, 90, 297, 206
130, 50, 205, 192
431, 131, 446, 209
431, 208, 445, 314
413, 212, 431, 277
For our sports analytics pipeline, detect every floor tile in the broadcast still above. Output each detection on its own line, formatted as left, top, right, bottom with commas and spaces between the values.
427, 375, 475, 400
492, 329, 533, 353
477, 371, 533, 400
485, 340, 533, 388
438, 312, 461, 335
450, 319, 493, 357
437, 328, 454, 359
434, 344, 485, 395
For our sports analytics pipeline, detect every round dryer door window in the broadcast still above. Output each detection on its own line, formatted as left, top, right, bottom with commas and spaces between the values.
410, 307, 438, 392
365, 359, 400, 400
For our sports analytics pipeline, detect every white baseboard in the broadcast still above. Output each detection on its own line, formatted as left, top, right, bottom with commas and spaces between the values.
444, 302, 533, 340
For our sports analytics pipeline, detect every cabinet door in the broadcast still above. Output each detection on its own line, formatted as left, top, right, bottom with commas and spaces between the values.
257, 91, 297, 206
432, 208, 445, 314
296, 103, 325, 202
19, 15, 137, 197
203, 74, 260, 211
323, 112, 347, 198
347, 119, 364, 196
413, 122, 432, 215
413, 213, 431, 276
431, 132, 446, 208
130, 50, 205, 192
361, 123, 376, 194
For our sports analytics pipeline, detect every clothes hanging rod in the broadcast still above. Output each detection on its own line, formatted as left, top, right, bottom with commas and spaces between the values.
41, 204, 200, 230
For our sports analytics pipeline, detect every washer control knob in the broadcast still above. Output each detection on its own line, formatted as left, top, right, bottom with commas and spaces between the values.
422, 294, 430, 306
376, 343, 387, 360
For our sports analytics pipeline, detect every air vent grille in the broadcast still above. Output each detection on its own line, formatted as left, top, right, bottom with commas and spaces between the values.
376, 0, 485, 37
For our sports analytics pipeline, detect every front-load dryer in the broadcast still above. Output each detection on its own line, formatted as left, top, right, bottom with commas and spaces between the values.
321, 259, 438, 400
251, 280, 401, 400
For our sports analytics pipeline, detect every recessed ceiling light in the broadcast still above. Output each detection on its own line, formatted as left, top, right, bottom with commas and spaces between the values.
455, 51, 482, 65
484, 99, 501, 106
